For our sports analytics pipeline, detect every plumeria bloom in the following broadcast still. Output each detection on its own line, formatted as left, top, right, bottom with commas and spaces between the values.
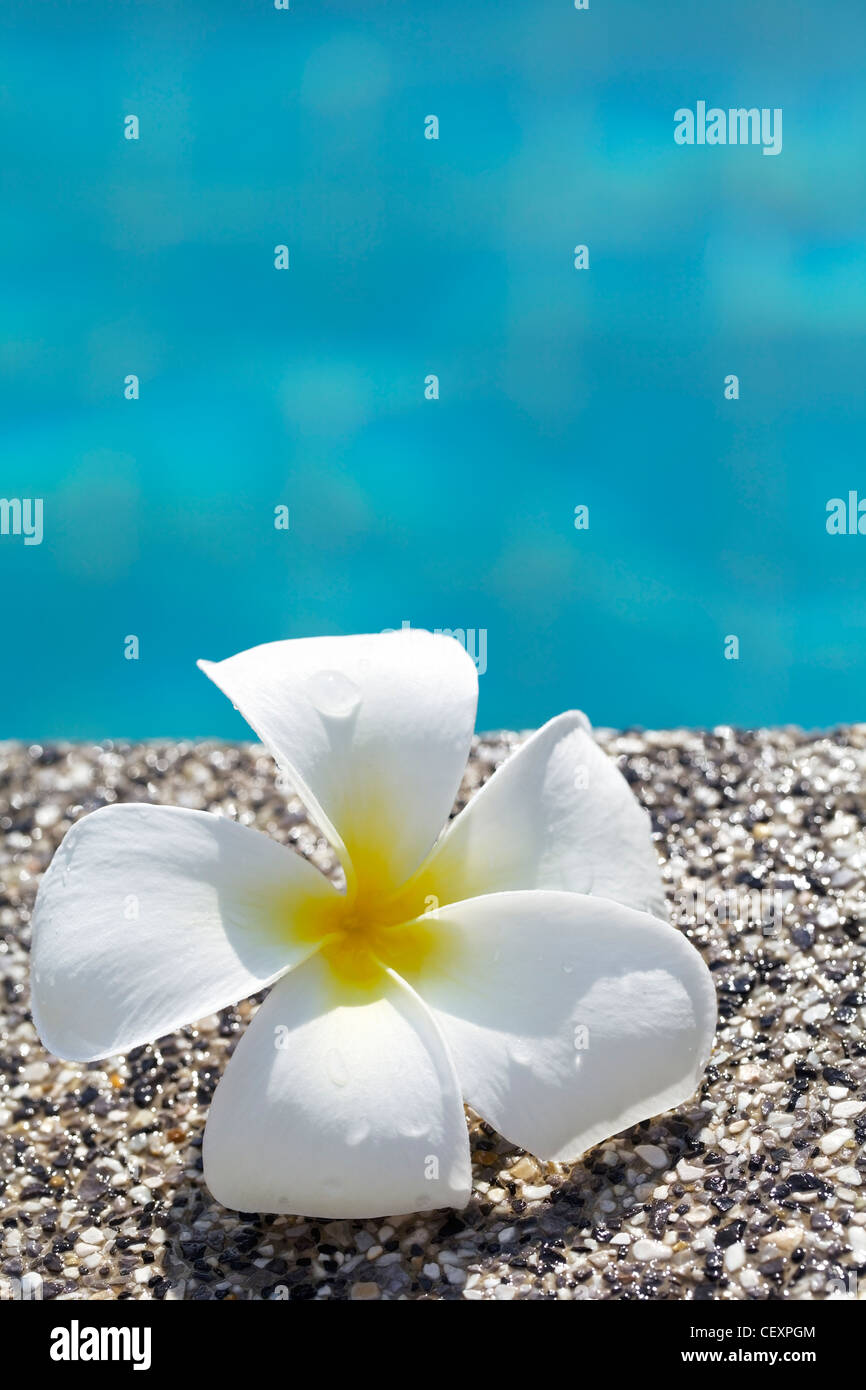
31, 632, 716, 1219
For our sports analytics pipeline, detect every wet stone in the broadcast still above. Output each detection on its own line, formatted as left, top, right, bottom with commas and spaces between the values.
1, 728, 865, 1300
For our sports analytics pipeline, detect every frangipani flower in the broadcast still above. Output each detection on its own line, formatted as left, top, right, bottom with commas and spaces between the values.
31, 632, 716, 1219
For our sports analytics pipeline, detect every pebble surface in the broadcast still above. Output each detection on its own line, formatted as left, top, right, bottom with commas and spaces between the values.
1, 727, 865, 1301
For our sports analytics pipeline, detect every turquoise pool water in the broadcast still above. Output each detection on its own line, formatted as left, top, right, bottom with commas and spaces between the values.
2, 0, 865, 737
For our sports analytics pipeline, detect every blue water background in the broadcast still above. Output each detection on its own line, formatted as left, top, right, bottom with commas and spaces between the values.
2, 0, 865, 738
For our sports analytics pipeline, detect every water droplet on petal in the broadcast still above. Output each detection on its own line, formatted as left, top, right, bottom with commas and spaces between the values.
306, 669, 362, 719
346, 1119, 370, 1145
509, 1041, 533, 1067
325, 1048, 349, 1087
397, 1117, 429, 1140
563, 963, 574, 974
60, 841, 76, 884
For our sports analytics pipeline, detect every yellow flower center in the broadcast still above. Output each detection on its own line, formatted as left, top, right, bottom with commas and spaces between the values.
320, 908, 442, 990
279, 859, 447, 997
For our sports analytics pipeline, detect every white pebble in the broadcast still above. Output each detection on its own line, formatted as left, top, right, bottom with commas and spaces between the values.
820, 1128, 853, 1155
676, 1160, 704, 1182
834, 1166, 861, 1185
685, 1205, 713, 1226
20, 1061, 51, 1082
832, 1101, 865, 1119
632, 1239, 671, 1261
635, 1144, 668, 1168
848, 1228, 866, 1257
724, 1242, 746, 1273
803, 1003, 830, 1023
131, 1109, 157, 1131
769, 1225, 804, 1254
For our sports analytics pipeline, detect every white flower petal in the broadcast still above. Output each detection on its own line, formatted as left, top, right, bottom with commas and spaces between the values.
404, 712, 666, 918
198, 631, 478, 892
203, 953, 471, 1218
399, 890, 716, 1162
31, 804, 335, 1062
